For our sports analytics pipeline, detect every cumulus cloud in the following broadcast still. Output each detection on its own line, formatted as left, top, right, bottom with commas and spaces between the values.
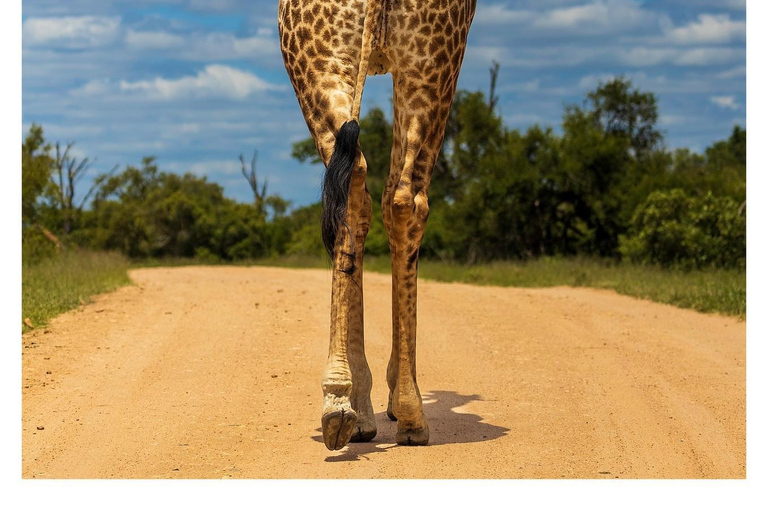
717, 66, 746, 79
121, 28, 280, 63
472, 4, 535, 25
119, 64, 283, 100
664, 14, 745, 45
466, 42, 743, 70
710, 95, 739, 110
23, 16, 121, 48
619, 46, 742, 67
181, 32, 280, 61
473, 0, 657, 36
666, 0, 745, 9
578, 73, 618, 89
533, 0, 655, 34
70, 78, 111, 96
22, 0, 747, 206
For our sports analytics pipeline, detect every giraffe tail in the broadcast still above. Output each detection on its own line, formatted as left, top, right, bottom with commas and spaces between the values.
321, 0, 382, 259
321, 119, 360, 259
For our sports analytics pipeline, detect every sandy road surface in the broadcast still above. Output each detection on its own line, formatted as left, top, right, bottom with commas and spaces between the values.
22, 266, 745, 478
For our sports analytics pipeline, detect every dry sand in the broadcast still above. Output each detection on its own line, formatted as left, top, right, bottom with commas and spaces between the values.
22, 266, 745, 478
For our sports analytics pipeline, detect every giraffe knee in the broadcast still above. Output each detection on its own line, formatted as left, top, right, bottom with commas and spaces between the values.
391, 187, 415, 224
387, 186, 429, 243
393, 189, 428, 222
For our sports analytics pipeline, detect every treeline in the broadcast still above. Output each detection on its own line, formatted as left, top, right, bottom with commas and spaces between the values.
22, 77, 745, 270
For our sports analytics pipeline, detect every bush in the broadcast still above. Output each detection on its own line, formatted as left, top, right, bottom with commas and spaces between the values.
22, 226, 60, 264
620, 189, 745, 269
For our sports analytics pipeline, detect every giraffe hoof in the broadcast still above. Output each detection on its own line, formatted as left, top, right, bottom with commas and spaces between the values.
321, 408, 358, 451
396, 423, 429, 446
350, 420, 377, 443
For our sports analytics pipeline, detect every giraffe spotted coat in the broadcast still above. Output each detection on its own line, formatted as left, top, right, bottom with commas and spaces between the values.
278, 0, 476, 450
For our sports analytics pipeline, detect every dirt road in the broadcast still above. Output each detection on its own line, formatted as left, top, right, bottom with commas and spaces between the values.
22, 266, 745, 478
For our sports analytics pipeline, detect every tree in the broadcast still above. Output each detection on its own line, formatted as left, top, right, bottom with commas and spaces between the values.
50, 142, 118, 234
21, 124, 53, 225
584, 76, 662, 158
239, 150, 268, 217
488, 60, 500, 113
88, 156, 278, 260
620, 189, 745, 269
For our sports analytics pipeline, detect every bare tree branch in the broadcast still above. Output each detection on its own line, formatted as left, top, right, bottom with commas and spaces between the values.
78, 164, 120, 212
489, 60, 500, 113
239, 149, 267, 216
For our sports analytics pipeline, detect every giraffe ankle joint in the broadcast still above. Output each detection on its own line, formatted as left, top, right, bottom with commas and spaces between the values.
322, 379, 353, 398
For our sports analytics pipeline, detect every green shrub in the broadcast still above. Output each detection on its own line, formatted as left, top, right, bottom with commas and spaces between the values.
620, 189, 745, 269
22, 226, 60, 264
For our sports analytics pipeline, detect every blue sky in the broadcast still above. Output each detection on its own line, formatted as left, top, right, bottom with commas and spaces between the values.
22, 0, 746, 207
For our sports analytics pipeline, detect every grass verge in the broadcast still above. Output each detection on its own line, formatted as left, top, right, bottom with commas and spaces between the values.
365, 256, 745, 317
22, 249, 131, 333
130, 254, 745, 318
231, 255, 745, 318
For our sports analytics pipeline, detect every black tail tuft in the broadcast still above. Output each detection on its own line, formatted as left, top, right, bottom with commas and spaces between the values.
321, 119, 360, 259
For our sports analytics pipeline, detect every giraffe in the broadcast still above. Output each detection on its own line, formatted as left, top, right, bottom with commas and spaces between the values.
278, 0, 476, 450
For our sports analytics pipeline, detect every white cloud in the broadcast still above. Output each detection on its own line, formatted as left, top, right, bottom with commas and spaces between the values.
710, 95, 739, 110
672, 47, 743, 66
119, 64, 283, 100
473, 0, 657, 36
473, 4, 535, 25
180, 32, 279, 61
467, 42, 742, 70
717, 66, 746, 79
125, 29, 185, 50
726, 0, 747, 8
578, 73, 617, 89
123, 29, 278, 61
186, 160, 242, 177
533, 0, 653, 33
70, 78, 111, 96
23, 16, 121, 48
664, 14, 745, 45
667, 0, 745, 9
619, 46, 742, 67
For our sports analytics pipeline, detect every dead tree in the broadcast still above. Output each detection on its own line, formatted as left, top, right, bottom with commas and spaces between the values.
488, 60, 500, 113
239, 150, 267, 216
53, 142, 118, 234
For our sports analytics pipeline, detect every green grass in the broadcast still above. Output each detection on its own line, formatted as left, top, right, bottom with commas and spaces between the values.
131, 254, 744, 318
21, 249, 743, 335
22, 249, 131, 332
132, 253, 330, 270
368, 257, 745, 317
244, 255, 746, 318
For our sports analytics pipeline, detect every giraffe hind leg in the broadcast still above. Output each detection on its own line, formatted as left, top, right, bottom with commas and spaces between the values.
278, 0, 380, 451
319, 137, 376, 450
